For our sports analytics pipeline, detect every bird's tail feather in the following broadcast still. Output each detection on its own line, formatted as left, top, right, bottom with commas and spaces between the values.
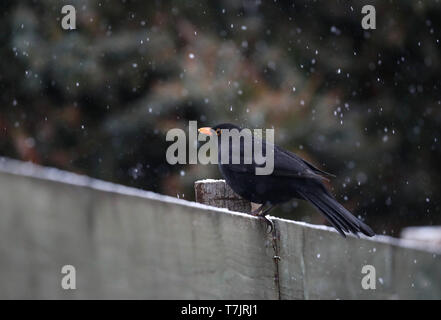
298, 190, 375, 238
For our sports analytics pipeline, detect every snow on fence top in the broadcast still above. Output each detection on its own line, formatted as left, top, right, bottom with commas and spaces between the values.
0, 157, 440, 299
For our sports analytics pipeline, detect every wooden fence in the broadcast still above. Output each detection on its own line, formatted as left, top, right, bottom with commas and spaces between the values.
0, 157, 440, 299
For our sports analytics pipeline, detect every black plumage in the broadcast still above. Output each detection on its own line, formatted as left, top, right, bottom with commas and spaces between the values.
199, 123, 374, 238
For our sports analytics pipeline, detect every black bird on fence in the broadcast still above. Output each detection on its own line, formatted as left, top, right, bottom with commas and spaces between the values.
198, 123, 374, 238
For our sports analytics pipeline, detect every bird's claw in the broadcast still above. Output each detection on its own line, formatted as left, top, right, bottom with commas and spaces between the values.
259, 215, 274, 233
249, 205, 274, 233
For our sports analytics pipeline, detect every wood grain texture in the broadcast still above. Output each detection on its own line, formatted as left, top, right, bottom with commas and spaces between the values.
0, 166, 277, 299
273, 218, 441, 299
195, 179, 251, 213
0, 158, 440, 299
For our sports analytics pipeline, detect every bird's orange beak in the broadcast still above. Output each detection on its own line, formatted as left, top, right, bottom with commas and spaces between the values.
198, 127, 214, 136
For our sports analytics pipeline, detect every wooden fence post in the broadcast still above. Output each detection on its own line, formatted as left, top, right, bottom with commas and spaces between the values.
194, 179, 254, 213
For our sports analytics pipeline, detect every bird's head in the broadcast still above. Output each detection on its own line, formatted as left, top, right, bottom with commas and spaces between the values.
198, 123, 241, 136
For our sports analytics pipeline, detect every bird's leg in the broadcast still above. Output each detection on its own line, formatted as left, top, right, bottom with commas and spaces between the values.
261, 204, 275, 216
261, 205, 275, 233
250, 204, 265, 216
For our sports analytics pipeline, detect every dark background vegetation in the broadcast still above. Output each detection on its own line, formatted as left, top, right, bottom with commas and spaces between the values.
1, 0, 440, 236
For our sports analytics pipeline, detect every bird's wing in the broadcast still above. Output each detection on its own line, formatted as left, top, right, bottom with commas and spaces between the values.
225, 140, 333, 181
268, 145, 329, 180
275, 146, 335, 178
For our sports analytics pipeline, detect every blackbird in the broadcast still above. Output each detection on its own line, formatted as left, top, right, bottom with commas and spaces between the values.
198, 123, 374, 238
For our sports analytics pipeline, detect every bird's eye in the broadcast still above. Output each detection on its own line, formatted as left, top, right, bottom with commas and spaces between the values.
216, 128, 221, 135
